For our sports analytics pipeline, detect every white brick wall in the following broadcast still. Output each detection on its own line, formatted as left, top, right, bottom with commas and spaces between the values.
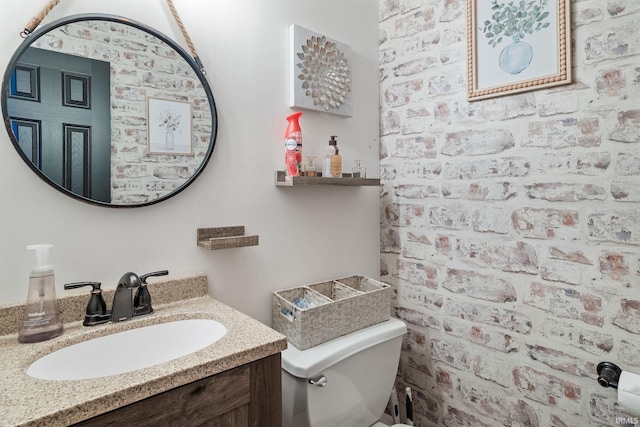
380, 0, 640, 425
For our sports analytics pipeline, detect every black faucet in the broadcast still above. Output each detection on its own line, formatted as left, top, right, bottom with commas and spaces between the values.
111, 270, 168, 322
65, 270, 168, 326
110, 272, 140, 322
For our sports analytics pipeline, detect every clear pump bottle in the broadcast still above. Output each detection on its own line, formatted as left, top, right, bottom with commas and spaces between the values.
18, 244, 64, 343
322, 137, 336, 177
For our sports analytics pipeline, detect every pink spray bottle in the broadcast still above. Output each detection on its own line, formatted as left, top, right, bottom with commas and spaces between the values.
284, 112, 303, 178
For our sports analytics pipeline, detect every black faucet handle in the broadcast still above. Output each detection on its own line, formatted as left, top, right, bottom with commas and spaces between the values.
134, 285, 153, 316
134, 270, 167, 317
63, 281, 110, 326
64, 281, 102, 292
139, 270, 169, 284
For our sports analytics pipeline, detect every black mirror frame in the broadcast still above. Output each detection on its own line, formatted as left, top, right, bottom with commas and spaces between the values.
1, 14, 218, 208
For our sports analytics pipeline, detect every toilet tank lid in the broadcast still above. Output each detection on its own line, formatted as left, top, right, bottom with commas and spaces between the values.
281, 317, 407, 378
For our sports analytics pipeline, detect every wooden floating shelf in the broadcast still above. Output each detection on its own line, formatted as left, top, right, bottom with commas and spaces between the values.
274, 171, 380, 187
197, 226, 259, 250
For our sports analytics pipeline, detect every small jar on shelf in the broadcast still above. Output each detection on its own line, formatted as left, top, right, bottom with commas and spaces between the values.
303, 156, 318, 176
352, 160, 366, 178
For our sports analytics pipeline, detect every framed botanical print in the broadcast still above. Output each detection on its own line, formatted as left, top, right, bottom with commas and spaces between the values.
467, 0, 572, 101
147, 97, 192, 155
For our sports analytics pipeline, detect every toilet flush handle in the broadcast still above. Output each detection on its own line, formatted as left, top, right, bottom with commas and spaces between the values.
308, 375, 327, 387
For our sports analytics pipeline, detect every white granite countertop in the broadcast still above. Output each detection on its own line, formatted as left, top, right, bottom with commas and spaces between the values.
0, 277, 287, 426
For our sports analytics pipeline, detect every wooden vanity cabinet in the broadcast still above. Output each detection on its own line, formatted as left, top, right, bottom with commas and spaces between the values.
74, 353, 282, 427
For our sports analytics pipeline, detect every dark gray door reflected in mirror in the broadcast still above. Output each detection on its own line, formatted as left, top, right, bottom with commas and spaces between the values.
9, 47, 111, 203
2, 14, 217, 208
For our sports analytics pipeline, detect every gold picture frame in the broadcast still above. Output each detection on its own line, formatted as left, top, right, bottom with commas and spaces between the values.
466, 0, 572, 101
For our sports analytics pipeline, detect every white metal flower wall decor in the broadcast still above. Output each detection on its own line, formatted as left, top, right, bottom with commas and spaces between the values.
290, 25, 353, 117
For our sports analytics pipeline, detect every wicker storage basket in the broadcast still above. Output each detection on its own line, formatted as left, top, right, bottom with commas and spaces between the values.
307, 280, 362, 301
272, 275, 391, 350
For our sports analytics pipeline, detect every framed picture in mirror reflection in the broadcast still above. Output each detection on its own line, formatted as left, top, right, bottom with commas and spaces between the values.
147, 97, 193, 155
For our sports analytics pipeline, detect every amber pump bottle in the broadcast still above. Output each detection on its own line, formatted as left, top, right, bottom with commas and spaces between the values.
323, 135, 342, 177
18, 244, 64, 343
329, 136, 342, 177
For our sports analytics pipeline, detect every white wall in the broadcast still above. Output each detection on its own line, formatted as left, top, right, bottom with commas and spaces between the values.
0, 0, 380, 325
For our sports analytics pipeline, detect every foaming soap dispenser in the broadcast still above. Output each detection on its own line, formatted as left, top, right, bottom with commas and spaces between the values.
18, 244, 64, 343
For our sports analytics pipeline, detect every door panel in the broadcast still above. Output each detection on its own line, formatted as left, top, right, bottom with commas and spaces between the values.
11, 119, 41, 166
7, 47, 111, 202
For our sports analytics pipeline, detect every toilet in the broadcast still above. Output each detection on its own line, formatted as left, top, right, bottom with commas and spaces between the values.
281, 317, 410, 427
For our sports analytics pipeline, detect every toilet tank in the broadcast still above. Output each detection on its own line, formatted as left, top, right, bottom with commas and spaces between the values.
281, 318, 407, 427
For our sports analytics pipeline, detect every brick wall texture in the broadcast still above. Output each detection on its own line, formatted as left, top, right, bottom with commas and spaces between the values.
379, 1, 640, 425
34, 20, 212, 204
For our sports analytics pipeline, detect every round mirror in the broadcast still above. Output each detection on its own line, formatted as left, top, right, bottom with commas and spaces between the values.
1, 14, 217, 207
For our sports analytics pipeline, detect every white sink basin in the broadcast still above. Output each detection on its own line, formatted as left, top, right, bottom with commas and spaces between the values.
27, 319, 227, 381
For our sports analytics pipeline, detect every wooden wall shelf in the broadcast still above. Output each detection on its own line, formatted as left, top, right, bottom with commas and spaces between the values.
197, 226, 259, 250
274, 171, 380, 187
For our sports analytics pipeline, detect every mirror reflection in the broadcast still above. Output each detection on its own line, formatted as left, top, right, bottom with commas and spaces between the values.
2, 15, 217, 207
